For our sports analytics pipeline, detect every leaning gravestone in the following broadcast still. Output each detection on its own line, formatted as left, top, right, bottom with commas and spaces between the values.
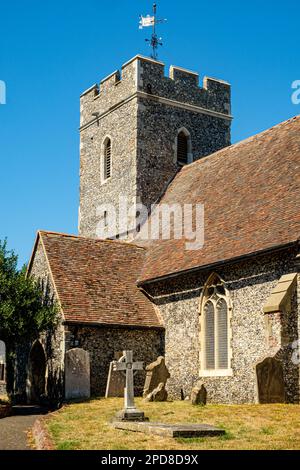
256, 357, 285, 403
143, 356, 170, 399
191, 381, 207, 405
145, 382, 168, 402
65, 348, 90, 400
105, 354, 126, 398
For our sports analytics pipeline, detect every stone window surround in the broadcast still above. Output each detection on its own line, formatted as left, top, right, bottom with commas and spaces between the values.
174, 127, 193, 166
199, 273, 233, 377
101, 135, 113, 185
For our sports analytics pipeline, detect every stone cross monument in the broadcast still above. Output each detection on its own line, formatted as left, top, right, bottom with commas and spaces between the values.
113, 350, 148, 421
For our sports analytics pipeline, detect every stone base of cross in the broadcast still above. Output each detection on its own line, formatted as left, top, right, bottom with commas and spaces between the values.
113, 350, 148, 422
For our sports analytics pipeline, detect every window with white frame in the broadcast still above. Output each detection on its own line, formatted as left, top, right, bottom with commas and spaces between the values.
201, 274, 231, 374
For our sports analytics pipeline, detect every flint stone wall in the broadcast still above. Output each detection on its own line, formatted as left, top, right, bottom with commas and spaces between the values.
65, 325, 164, 397
79, 56, 231, 239
143, 247, 300, 403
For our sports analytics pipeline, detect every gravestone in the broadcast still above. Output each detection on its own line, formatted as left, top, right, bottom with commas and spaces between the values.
145, 382, 168, 402
256, 357, 286, 403
105, 354, 126, 398
143, 356, 170, 398
65, 348, 90, 400
191, 381, 207, 405
113, 350, 147, 422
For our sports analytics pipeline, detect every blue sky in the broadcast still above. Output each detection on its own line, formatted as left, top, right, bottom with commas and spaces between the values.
0, 0, 299, 266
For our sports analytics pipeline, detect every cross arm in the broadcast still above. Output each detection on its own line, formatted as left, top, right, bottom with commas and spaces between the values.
113, 361, 127, 371
133, 361, 144, 371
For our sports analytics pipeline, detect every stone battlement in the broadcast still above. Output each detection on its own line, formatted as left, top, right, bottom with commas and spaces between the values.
80, 55, 232, 129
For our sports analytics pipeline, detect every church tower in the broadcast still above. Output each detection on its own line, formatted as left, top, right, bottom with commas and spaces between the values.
79, 55, 232, 239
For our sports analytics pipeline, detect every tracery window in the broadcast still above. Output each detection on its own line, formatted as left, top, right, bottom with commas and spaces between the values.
201, 275, 231, 373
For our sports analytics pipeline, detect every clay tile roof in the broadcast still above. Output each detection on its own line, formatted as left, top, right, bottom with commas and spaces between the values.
35, 232, 163, 328
138, 115, 300, 283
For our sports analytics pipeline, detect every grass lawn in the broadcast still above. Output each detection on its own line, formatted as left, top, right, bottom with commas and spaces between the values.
44, 398, 300, 450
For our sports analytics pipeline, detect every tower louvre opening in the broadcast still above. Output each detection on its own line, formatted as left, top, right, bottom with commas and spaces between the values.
177, 131, 188, 165
104, 139, 111, 180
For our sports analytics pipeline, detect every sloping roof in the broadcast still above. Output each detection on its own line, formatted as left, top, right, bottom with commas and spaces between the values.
138, 115, 300, 283
30, 231, 162, 328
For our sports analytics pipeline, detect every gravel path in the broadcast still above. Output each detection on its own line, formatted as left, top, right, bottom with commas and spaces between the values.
0, 406, 47, 450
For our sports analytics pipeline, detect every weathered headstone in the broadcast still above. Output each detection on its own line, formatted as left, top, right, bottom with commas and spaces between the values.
145, 382, 168, 402
65, 348, 90, 400
143, 356, 170, 399
191, 381, 207, 405
113, 350, 147, 421
105, 354, 126, 398
256, 357, 286, 403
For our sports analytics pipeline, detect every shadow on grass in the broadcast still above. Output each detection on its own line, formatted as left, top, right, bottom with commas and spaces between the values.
175, 429, 234, 445
63, 397, 96, 405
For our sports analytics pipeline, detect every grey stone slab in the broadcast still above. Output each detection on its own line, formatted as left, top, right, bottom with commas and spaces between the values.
113, 421, 225, 438
65, 348, 90, 400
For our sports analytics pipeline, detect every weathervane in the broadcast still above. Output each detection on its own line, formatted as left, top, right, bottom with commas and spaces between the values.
139, 3, 167, 60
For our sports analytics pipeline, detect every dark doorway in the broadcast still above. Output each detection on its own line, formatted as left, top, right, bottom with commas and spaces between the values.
28, 341, 46, 404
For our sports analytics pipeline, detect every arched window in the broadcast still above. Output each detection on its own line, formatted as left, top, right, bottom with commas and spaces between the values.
176, 129, 192, 166
200, 274, 231, 374
103, 137, 112, 181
